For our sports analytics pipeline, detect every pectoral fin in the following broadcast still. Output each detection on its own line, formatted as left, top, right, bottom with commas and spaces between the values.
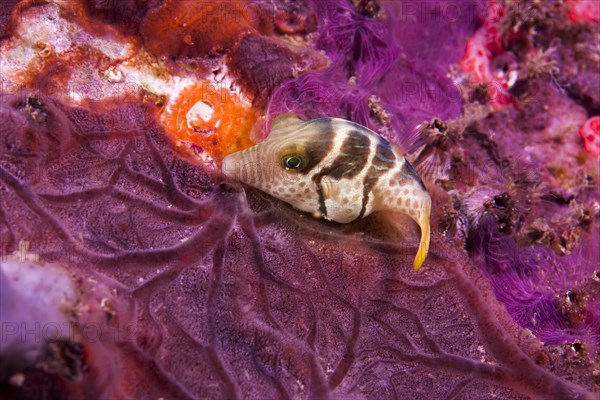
321, 176, 339, 199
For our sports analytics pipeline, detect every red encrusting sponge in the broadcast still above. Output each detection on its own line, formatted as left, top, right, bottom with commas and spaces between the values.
579, 116, 600, 157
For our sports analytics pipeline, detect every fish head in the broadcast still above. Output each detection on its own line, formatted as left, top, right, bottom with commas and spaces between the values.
221, 113, 325, 216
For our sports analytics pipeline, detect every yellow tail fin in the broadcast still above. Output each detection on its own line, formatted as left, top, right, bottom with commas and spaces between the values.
413, 199, 431, 271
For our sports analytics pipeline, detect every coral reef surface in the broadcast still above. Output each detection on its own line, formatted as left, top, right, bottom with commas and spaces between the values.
0, 0, 598, 399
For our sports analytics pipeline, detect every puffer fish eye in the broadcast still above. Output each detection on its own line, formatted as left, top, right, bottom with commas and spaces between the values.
281, 154, 305, 170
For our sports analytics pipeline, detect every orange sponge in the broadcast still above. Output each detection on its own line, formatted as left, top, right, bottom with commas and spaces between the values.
164, 81, 258, 160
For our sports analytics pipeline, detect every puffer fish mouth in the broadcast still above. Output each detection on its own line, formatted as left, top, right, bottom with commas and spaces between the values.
221, 149, 277, 187
221, 152, 257, 184
221, 153, 239, 180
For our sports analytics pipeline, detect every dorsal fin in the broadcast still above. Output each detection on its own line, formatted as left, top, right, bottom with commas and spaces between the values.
269, 113, 307, 138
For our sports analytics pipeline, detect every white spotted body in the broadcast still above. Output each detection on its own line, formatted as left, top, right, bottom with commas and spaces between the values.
222, 113, 431, 270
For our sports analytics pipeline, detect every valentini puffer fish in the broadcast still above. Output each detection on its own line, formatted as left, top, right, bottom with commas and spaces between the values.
222, 113, 431, 270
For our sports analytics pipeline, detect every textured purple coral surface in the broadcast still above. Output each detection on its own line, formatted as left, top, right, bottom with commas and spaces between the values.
1, 0, 599, 399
